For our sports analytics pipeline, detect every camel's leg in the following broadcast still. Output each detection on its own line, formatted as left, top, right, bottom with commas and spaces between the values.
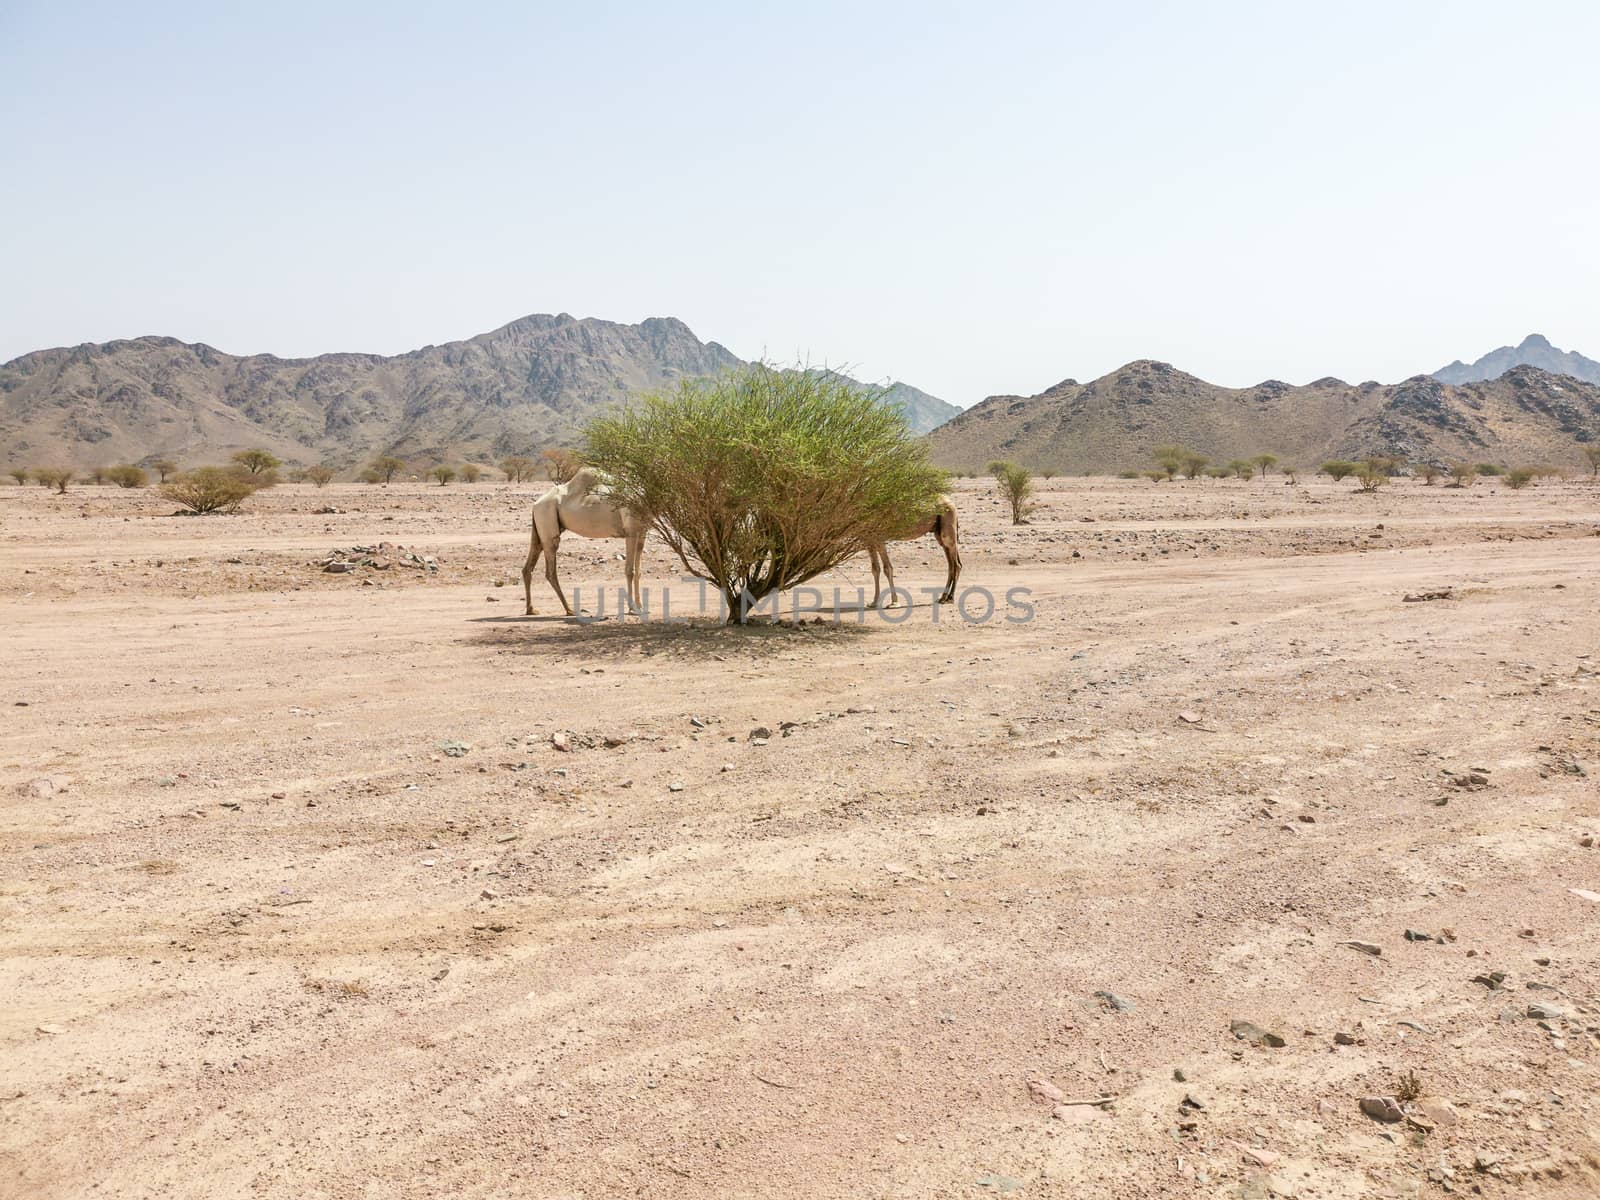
522, 514, 543, 615
938, 513, 962, 603
879, 545, 900, 608
624, 532, 644, 614
533, 507, 573, 615
868, 545, 883, 609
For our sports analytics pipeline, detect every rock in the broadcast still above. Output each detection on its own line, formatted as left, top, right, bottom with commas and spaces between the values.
1095, 990, 1136, 1013
974, 1175, 1021, 1192
1172, 1068, 1187, 1083
1179, 1092, 1205, 1110
1333, 1031, 1358, 1045
23, 778, 54, 799
36, 1023, 66, 1035
720, 762, 734, 772
1403, 589, 1453, 602
748, 726, 772, 741
324, 561, 352, 573
1230, 1020, 1286, 1048
1360, 1096, 1403, 1123
668, 782, 684, 793
1472, 970, 1508, 990
1241, 1146, 1279, 1168
1526, 1002, 1564, 1020
437, 740, 471, 757
1569, 888, 1600, 903
1027, 1078, 1065, 1104
550, 730, 569, 752
1340, 940, 1382, 956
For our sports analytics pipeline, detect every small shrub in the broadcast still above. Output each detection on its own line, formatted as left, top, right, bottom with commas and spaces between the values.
8, 467, 29, 485
1281, 465, 1299, 484
1503, 467, 1535, 490
460, 464, 484, 483
1447, 462, 1476, 487
1181, 452, 1209, 479
87, 466, 108, 485
162, 466, 260, 514
1204, 465, 1232, 479
149, 459, 177, 482
1143, 469, 1168, 482
1365, 455, 1398, 476
1320, 461, 1357, 482
990, 460, 1034, 524
1228, 459, 1254, 480
34, 467, 73, 493
305, 465, 335, 487
1395, 1070, 1422, 1103
1354, 467, 1387, 493
429, 464, 456, 486
1116, 469, 1140, 479
501, 455, 535, 482
1475, 463, 1504, 477
1584, 444, 1600, 476
232, 448, 282, 476
357, 468, 382, 484
1413, 463, 1442, 485
107, 464, 148, 488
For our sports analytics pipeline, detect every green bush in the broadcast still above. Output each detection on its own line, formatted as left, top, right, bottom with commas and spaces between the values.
232, 448, 281, 475
587, 366, 945, 622
1320, 461, 1357, 482
34, 467, 73, 493
162, 467, 261, 514
990, 460, 1034, 524
1503, 467, 1535, 490
107, 464, 148, 488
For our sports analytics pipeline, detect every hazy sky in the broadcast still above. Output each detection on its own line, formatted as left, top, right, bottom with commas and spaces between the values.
4, 1, 1597, 404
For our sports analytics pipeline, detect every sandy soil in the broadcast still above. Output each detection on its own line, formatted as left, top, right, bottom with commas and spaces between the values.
3, 475, 1599, 1199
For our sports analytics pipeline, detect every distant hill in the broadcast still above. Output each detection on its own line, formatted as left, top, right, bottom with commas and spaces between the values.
0, 313, 959, 469
928, 359, 1600, 474
1434, 333, 1600, 385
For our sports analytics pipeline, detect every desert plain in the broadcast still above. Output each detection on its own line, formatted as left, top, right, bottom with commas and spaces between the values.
2, 474, 1599, 1199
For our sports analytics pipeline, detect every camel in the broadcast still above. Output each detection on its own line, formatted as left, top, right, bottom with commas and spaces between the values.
522, 467, 647, 616
867, 495, 962, 608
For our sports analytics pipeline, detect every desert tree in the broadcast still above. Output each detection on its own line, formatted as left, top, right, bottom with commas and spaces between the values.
1150, 444, 1183, 480
7, 467, 29, 485
305, 464, 336, 487
1364, 455, 1398, 476
87, 466, 108, 485
1320, 460, 1357, 482
357, 468, 382, 484
988, 460, 1034, 524
162, 466, 261, 514
1503, 467, 1535, 490
1228, 459, 1255, 480
369, 455, 405, 484
460, 463, 484, 483
586, 366, 946, 623
429, 464, 457, 486
541, 447, 582, 483
501, 455, 535, 482
1281, 464, 1299, 484
1413, 462, 1442, 485
107, 464, 148, 488
1181, 451, 1209, 479
34, 467, 73, 493
1251, 453, 1278, 480
1446, 462, 1475, 487
232, 448, 282, 476
1583, 444, 1600, 476
149, 459, 177, 482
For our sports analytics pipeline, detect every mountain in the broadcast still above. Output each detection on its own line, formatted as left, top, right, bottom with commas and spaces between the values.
928, 359, 1600, 474
1434, 333, 1600, 386
0, 314, 959, 468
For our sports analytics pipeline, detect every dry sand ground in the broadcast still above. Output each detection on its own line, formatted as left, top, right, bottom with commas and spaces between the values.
3, 475, 1599, 1200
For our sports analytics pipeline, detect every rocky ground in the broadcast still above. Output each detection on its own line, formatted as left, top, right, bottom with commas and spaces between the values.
3, 475, 1599, 1199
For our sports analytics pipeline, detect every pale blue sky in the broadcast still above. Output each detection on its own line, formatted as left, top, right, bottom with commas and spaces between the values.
3, 1, 1598, 403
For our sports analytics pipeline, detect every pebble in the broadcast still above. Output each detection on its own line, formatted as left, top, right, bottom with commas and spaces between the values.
668, 782, 684, 792
1340, 940, 1382, 956
1230, 1020, 1286, 1048
1094, 990, 1135, 1013
1526, 1003, 1564, 1020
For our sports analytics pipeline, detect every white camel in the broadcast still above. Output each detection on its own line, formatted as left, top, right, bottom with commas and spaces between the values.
867, 495, 962, 608
522, 467, 646, 616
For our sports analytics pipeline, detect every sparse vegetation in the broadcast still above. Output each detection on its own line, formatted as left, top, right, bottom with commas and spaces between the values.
1143, 469, 1168, 483
107, 464, 148, 488
1354, 466, 1387, 493
1447, 462, 1476, 487
1251, 453, 1278, 480
1320, 461, 1357, 482
1413, 463, 1442, 485
357, 468, 382, 484
161, 466, 261, 514
501, 455, 536, 482
1395, 1070, 1422, 1103
586, 366, 945, 622
8, 467, 29, 485
304, 465, 335, 487
1203, 465, 1232, 480
86, 466, 108, 485
1584, 445, 1600, 476
1181, 452, 1209, 479
232, 448, 282, 476
1475, 463, 1505, 477
1503, 467, 1535, 490
541, 448, 582, 483
460, 464, 484, 483
34, 467, 73, 493
989, 460, 1035, 524
149, 458, 177, 482
1228, 459, 1254, 481
429, 464, 457, 486
369, 455, 406, 484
